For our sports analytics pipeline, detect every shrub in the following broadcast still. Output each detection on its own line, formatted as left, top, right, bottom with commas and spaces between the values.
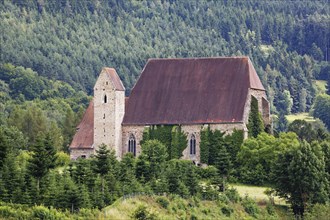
0, 206, 16, 218
156, 197, 170, 209
32, 206, 66, 220
266, 203, 276, 215
225, 188, 241, 203
132, 205, 157, 220
198, 166, 218, 179
241, 196, 260, 218
221, 205, 234, 217
305, 203, 330, 220
55, 151, 70, 167
190, 213, 198, 220
217, 193, 230, 204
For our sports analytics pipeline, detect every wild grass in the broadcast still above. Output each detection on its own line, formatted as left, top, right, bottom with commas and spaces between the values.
286, 113, 316, 123
230, 184, 285, 205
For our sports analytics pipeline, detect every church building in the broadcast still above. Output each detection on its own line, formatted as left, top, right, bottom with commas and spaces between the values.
69, 57, 270, 161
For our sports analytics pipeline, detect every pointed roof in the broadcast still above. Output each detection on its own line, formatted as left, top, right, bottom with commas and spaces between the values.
122, 57, 264, 125
101, 67, 125, 91
69, 100, 94, 149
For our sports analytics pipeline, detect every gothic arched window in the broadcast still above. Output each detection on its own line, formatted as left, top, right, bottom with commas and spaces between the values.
128, 134, 136, 156
190, 134, 196, 155
104, 94, 107, 103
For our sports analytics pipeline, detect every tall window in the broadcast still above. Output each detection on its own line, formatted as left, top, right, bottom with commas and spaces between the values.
190, 134, 196, 155
104, 94, 107, 103
128, 134, 136, 156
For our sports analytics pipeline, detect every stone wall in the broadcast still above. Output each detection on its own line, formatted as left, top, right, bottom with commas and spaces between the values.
121, 125, 145, 158
243, 88, 270, 126
114, 90, 125, 158
180, 123, 246, 162
70, 148, 94, 160
93, 69, 125, 158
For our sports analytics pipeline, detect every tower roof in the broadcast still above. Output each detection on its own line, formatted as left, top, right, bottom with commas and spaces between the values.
122, 57, 264, 125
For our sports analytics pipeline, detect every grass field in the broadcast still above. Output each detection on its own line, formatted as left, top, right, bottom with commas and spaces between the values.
286, 112, 316, 123
230, 184, 285, 205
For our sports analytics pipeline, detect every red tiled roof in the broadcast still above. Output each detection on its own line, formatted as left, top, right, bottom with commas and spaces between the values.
122, 57, 264, 125
69, 100, 94, 149
103, 68, 125, 91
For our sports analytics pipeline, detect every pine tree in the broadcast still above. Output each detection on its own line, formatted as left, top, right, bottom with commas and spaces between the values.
214, 144, 232, 192
28, 133, 57, 198
94, 144, 111, 193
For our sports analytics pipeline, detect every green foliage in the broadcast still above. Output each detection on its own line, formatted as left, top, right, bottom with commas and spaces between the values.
241, 196, 260, 217
288, 119, 328, 142
272, 141, 329, 216
248, 96, 264, 138
0, 125, 27, 167
238, 132, 300, 185
221, 205, 234, 217
199, 126, 210, 164
141, 125, 187, 160
1, 1, 326, 113
156, 197, 170, 209
224, 188, 241, 203
55, 151, 70, 167
138, 140, 167, 181
132, 205, 157, 220
28, 133, 57, 195
313, 94, 330, 130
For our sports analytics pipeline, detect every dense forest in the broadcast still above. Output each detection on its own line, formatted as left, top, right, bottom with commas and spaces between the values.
1, 0, 329, 113
1, 0, 330, 219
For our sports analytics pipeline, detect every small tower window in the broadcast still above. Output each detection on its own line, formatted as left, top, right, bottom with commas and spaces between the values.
104, 94, 107, 103
106, 81, 108, 85
103, 114, 105, 119
128, 134, 136, 156
190, 134, 196, 155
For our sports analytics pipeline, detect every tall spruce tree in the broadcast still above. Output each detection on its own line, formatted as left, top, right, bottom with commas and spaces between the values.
94, 144, 111, 193
214, 144, 232, 192
28, 133, 57, 197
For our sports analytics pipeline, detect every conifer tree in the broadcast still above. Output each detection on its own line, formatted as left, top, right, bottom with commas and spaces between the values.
214, 144, 232, 192
94, 144, 111, 193
28, 133, 57, 197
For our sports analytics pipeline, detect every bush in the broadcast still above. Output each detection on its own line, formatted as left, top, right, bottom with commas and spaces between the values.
32, 206, 66, 220
225, 188, 241, 203
156, 197, 170, 209
132, 205, 157, 220
221, 205, 234, 217
198, 166, 218, 179
241, 196, 260, 218
217, 193, 230, 204
0, 206, 16, 218
305, 203, 330, 220
190, 213, 198, 220
55, 151, 70, 167
266, 203, 276, 215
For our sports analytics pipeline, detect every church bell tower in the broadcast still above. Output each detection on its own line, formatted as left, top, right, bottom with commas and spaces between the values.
93, 68, 125, 158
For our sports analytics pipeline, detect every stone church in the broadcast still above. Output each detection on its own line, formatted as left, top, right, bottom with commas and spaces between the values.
69, 57, 270, 161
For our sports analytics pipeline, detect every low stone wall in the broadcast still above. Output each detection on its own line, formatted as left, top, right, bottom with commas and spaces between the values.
70, 148, 94, 160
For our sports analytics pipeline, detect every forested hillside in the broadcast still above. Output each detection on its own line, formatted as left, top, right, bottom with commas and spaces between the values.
1, 0, 329, 114
1, 1, 330, 219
